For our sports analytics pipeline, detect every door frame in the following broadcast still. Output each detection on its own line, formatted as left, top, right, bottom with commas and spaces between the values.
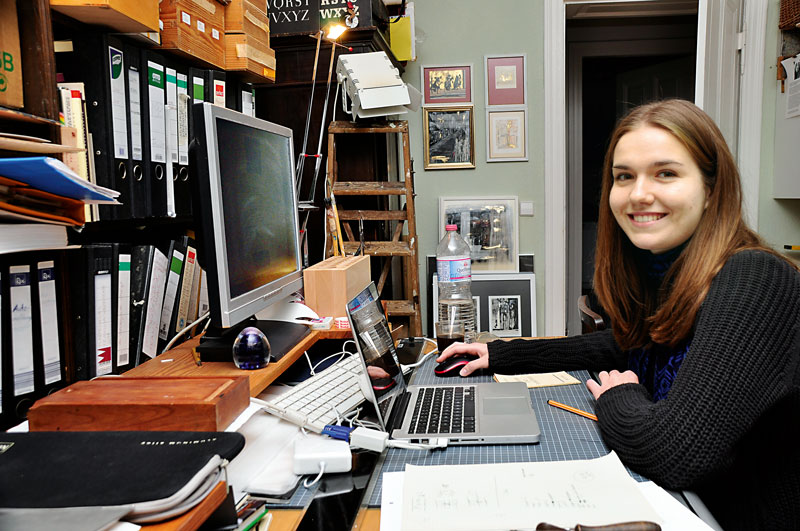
544, 0, 766, 336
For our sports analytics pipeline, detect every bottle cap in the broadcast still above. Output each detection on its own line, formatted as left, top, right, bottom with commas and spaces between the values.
445, 224, 457, 231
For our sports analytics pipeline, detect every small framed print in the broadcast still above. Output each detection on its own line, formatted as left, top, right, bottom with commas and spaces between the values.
423, 106, 475, 169
485, 55, 526, 106
488, 295, 522, 337
473, 295, 481, 333
421, 64, 472, 105
487, 108, 527, 162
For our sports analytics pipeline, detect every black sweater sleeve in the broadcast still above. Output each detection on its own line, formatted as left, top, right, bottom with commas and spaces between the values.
594, 250, 800, 490
487, 325, 627, 374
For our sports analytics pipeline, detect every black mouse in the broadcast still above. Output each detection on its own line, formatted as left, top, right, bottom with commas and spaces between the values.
435, 355, 477, 377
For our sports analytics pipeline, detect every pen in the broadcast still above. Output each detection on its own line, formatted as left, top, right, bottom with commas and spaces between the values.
547, 399, 598, 422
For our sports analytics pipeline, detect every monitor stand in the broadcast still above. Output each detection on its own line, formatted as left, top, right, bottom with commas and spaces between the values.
196, 318, 311, 363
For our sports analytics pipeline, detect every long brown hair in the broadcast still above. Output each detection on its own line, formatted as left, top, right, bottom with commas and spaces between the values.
594, 99, 774, 349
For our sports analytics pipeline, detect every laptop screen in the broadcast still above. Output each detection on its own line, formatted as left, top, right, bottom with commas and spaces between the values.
345, 282, 407, 431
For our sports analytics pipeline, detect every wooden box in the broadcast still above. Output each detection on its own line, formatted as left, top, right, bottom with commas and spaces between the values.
225, 0, 270, 47
158, 0, 226, 69
49, 0, 159, 33
0, 0, 23, 109
303, 255, 370, 319
224, 32, 276, 83
27, 376, 249, 432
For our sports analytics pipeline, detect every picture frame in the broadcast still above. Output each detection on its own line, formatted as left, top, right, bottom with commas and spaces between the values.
488, 295, 522, 337
485, 54, 527, 106
421, 64, 472, 105
486, 108, 527, 162
439, 196, 519, 273
432, 273, 537, 337
423, 106, 475, 170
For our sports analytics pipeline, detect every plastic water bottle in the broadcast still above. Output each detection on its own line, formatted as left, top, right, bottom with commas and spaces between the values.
436, 225, 476, 343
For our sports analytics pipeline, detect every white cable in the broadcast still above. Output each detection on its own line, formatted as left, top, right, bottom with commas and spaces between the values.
161, 311, 211, 354
400, 351, 436, 372
349, 427, 448, 452
304, 351, 315, 376
303, 461, 326, 488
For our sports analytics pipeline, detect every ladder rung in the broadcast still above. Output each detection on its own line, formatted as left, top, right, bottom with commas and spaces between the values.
385, 300, 416, 316
338, 210, 407, 221
342, 241, 411, 256
328, 120, 408, 134
333, 182, 407, 195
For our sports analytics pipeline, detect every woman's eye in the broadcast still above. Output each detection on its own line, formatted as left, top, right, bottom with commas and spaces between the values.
613, 173, 632, 181
656, 170, 677, 178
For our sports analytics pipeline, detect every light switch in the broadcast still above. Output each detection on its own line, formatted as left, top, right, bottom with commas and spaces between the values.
520, 201, 534, 216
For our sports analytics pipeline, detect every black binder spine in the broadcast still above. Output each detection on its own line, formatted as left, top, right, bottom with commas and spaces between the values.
125, 42, 148, 219
140, 49, 168, 218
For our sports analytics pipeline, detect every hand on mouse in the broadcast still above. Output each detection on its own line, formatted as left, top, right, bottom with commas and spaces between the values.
436, 342, 489, 377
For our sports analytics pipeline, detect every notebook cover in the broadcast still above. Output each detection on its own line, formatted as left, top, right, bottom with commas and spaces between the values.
0, 431, 244, 508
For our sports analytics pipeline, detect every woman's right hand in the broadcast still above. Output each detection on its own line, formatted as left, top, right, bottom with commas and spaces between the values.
436, 342, 489, 377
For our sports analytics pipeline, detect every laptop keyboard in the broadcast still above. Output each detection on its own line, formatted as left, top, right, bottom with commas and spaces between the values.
260, 354, 366, 432
407, 386, 476, 435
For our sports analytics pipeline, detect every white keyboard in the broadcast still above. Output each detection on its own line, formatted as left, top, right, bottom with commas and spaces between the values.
260, 354, 366, 432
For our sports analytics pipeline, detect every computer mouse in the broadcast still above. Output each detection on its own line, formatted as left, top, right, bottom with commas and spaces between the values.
371, 377, 396, 391
434, 355, 477, 377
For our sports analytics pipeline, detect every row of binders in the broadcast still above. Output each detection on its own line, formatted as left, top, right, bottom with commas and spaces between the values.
0, 237, 209, 430
54, 31, 258, 222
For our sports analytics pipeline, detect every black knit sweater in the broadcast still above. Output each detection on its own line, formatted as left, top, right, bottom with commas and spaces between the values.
488, 250, 800, 530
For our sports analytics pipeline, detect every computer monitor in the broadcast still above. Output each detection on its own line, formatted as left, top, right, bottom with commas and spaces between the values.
191, 102, 309, 360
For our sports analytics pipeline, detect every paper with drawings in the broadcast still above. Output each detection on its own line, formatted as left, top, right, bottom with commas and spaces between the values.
494, 371, 581, 388
400, 452, 661, 531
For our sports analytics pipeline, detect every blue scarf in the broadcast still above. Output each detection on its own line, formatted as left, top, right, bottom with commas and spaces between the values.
627, 244, 691, 401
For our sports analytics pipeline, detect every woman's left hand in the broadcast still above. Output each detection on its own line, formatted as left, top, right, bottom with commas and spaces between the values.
586, 370, 639, 400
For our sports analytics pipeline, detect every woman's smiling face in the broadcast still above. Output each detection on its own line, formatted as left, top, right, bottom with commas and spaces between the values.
609, 125, 709, 254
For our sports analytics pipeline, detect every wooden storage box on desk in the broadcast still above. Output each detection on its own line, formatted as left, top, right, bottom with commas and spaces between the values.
158, 0, 226, 69
27, 376, 249, 432
49, 0, 159, 33
303, 255, 370, 318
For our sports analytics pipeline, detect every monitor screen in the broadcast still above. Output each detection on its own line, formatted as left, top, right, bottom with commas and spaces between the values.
192, 102, 303, 329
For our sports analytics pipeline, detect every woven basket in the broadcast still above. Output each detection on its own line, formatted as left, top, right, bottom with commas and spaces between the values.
780, 0, 800, 30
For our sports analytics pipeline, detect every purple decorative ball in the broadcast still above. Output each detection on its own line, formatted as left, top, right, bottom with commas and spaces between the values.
232, 327, 271, 370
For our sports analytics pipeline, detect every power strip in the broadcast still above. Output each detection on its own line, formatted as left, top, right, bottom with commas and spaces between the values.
293, 436, 352, 475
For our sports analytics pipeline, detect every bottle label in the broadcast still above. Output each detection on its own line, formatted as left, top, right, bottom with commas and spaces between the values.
437, 257, 471, 282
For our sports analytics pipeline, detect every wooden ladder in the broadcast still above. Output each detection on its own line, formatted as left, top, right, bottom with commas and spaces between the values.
326, 120, 421, 336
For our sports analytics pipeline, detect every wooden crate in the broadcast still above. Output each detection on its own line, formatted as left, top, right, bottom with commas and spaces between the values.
0, 0, 23, 108
27, 376, 250, 432
224, 32, 276, 83
225, 0, 270, 47
158, 0, 226, 69
49, 0, 159, 32
303, 255, 370, 319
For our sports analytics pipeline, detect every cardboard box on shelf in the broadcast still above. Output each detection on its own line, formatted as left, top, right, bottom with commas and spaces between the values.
303, 255, 371, 319
0, 0, 23, 109
224, 32, 276, 83
158, 0, 226, 69
225, 0, 270, 47
49, 0, 159, 33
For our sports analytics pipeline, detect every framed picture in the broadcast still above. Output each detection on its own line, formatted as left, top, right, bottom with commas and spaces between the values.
432, 273, 537, 337
485, 54, 526, 106
487, 108, 527, 162
488, 295, 522, 337
421, 64, 472, 105
439, 196, 519, 273
423, 106, 475, 169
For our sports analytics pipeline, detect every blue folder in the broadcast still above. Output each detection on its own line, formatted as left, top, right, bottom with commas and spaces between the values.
0, 157, 120, 203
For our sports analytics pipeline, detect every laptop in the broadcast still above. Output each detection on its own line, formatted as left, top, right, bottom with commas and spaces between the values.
346, 282, 541, 445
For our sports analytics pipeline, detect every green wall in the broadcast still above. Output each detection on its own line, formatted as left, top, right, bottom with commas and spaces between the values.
758, 0, 800, 258
404, 0, 546, 335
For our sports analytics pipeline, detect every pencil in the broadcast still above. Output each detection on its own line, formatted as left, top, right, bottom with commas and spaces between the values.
547, 399, 598, 422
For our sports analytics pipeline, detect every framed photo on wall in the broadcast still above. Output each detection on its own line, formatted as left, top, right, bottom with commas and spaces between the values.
485, 54, 526, 106
423, 106, 475, 169
421, 64, 472, 105
486, 108, 527, 162
439, 196, 519, 273
433, 273, 537, 337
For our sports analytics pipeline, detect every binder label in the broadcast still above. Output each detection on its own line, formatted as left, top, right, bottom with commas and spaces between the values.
176, 247, 197, 332
142, 249, 169, 358
128, 68, 143, 161
94, 270, 113, 376
159, 249, 185, 341
9, 266, 34, 396
177, 76, 190, 165
37, 262, 62, 385
166, 68, 179, 164
147, 61, 167, 164
213, 80, 226, 108
192, 76, 204, 101
117, 254, 131, 368
108, 46, 129, 160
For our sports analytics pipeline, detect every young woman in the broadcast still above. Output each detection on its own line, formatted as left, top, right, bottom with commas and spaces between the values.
438, 99, 800, 530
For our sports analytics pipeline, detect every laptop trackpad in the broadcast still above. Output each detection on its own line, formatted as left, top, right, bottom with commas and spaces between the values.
483, 397, 531, 415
